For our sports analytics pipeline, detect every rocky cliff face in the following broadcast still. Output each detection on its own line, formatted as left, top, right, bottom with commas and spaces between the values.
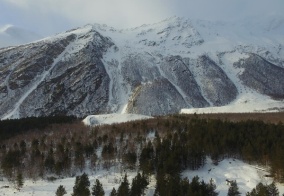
234, 54, 284, 99
0, 17, 284, 118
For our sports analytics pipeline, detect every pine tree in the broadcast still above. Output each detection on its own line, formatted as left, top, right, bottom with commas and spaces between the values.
130, 172, 149, 196
207, 178, 218, 196
139, 141, 154, 174
72, 173, 90, 196
56, 185, 67, 196
20, 140, 26, 154
74, 142, 85, 172
1, 150, 21, 179
16, 172, 24, 190
117, 174, 130, 196
268, 182, 279, 196
246, 182, 269, 196
110, 188, 117, 196
92, 179, 105, 196
44, 148, 55, 172
227, 180, 241, 196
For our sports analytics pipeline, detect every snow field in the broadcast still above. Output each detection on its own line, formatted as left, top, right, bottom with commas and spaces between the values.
83, 113, 153, 126
0, 158, 282, 196
182, 158, 284, 196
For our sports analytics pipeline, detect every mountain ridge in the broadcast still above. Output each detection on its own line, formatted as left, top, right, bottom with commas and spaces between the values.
0, 16, 284, 119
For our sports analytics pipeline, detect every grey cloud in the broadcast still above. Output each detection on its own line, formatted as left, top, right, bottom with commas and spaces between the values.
1, 0, 283, 36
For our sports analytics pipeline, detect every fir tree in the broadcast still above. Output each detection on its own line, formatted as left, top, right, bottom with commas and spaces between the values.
254, 182, 269, 196
44, 148, 55, 172
74, 142, 85, 172
72, 173, 90, 196
16, 172, 24, 190
207, 178, 218, 196
117, 174, 130, 196
56, 185, 67, 196
92, 179, 105, 196
20, 140, 26, 154
130, 172, 148, 196
110, 188, 117, 196
139, 141, 154, 174
227, 180, 241, 196
268, 182, 279, 196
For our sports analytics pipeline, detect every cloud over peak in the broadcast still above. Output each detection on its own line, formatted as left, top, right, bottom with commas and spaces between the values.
1, 0, 284, 36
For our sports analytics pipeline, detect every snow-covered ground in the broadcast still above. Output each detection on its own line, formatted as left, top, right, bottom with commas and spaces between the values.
0, 158, 282, 196
83, 113, 153, 126
183, 158, 284, 195
0, 169, 154, 196
181, 92, 284, 114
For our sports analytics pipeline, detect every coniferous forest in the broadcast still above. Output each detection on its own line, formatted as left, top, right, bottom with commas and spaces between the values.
0, 113, 284, 195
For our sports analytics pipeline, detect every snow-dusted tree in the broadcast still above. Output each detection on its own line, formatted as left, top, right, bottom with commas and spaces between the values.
110, 188, 117, 196
117, 174, 130, 196
91, 179, 105, 196
268, 182, 279, 196
207, 178, 218, 196
246, 182, 279, 196
72, 173, 90, 196
56, 185, 67, 196
130, 172, 148, 196
16, 172, 24, 190
227, 180, 241, 196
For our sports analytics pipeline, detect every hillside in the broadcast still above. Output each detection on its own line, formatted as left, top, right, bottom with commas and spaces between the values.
0, 16, 284, 119
0, 114, 284, 195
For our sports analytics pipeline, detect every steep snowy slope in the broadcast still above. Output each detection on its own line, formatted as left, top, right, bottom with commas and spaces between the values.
0, 25, 43, 48
0, 16, 284, 119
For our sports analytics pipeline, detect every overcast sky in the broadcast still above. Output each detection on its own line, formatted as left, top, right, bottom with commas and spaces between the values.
1, 0, 283, 36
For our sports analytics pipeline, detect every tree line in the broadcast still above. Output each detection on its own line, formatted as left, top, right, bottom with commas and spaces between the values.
0, 114, 284, 195
56, 173, 282, 196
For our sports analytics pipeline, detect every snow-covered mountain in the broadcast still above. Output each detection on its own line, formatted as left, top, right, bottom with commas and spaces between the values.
0, 16, 284, 119
0, 25, 43, 48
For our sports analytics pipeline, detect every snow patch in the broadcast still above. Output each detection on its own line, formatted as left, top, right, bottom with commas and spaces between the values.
182, 158, 283, 196
181, 92, 284, 114
83, 113, 153, 126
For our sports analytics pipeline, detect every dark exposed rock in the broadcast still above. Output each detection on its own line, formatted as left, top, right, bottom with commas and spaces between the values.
186, 55, 238, 106
159, 55, 209, 107
121, 53, 161, 89
234, 54, 284, 99
126, 78, 188, 116
18, 31, 114, 117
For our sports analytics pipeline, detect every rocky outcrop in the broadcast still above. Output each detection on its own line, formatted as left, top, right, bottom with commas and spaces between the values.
186, 55, 238, 106
234, 54, 284, 99
126, 79, 188, 116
